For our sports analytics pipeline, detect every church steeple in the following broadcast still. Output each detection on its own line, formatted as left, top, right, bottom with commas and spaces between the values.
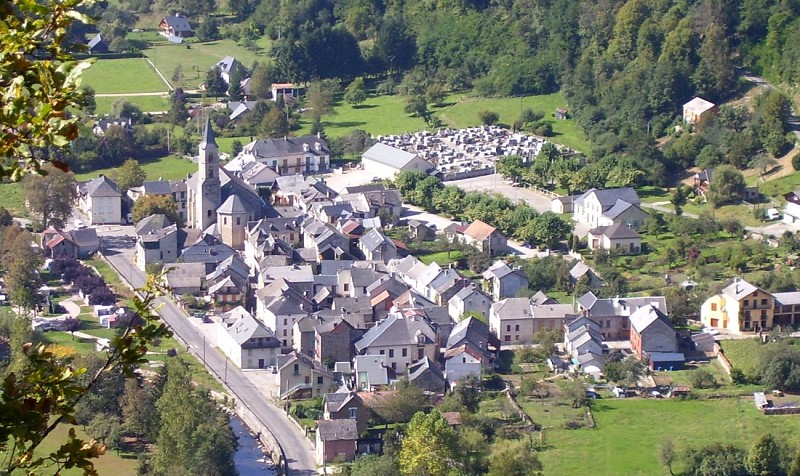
200, 116, 217, 149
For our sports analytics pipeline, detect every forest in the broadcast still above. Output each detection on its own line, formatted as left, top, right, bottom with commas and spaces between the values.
78, 0, 800, 182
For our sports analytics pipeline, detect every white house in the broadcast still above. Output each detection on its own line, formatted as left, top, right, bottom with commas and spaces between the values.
353, 315, 438, 372
587, 223, 642, 255
683, 97, 716, 125
217, 307, 281, 369
448, 284, 492, 322
361, 143, 432, 180
444, 345, 484, 383
783, 190, 800, 226
573, 187, 647, 230
237, 136, 330, 175
77, 175, 122, 225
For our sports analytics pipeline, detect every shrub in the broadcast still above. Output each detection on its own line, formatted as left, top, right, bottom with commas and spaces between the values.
690, 368, 718, 389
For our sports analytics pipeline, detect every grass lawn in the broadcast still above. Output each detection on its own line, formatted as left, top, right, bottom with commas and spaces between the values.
719, 338, 764, 374
759, 171, 800, 200
415, 250, 465, 266
538, 397, 800, 475
216, 135, 252, 156
436, 92, 590, 152
94, 95, 168, 115
32, 424, 138, 476
85, 257, 134, 300
82, 58, 167, 94
0, 181, 27, 217
518, 396, 590, 429
638, 185, 671, 203
41, 331, 98, 355
144, 39, 267, 90
75, 155, 196, 182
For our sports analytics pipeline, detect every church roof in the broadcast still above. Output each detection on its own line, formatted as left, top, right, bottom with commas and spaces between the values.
217, 195, 248, 215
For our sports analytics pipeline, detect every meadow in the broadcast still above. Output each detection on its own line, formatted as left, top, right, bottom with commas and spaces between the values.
143, 39, 268, 90
0, 182, 26, 217
75, 155, 196, 182
81, 58, 167, 94
537, 397, 800, 475
94, 95, 168, 115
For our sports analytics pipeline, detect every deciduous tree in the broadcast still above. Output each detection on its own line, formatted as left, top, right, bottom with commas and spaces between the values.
23, 163, 77, 229
132, 194, 182, 227
399, 410, 455, 476
111, 159, 146, 195
345, 77, 368, 106
487, 438, 543, 476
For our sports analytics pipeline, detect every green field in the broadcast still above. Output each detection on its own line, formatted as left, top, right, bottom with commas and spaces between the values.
437, 92, 590, 152
295, 91, 590, 152
720, 338, 766, 373
32, 424, 137, 476
538, 398, 800, 475
94, 95, 168, 115
82, 58, 167, 94
416, 250, 465, 266
75, 155, 196, 182
144, 39, 268, 89
759, 171, 800, 200
0, 181, 26, 217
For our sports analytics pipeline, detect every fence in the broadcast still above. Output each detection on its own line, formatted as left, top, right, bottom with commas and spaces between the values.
714, 343, 733, 375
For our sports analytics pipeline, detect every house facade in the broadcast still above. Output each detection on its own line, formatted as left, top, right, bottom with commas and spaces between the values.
315, 419, 358, 465
238, 136, 330, 175
77, 175, 122, 225
217, 307, 281, 369
587, 223, 642, 255
353, 315, 438, 372
448, 285, 492, 322
577, 292, 667, 340
629, 305, 678, 359
482, 261, 529, 301
460, 220, 507, 256
573, 187, 646, 229
700, 279, 776, 333
276, 351, 336, 399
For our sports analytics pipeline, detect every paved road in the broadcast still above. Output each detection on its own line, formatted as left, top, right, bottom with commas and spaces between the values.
101, 237, 317, 476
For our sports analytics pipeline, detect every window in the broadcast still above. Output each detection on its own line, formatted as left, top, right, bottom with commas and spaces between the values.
284, 319, 287, 325
711, 303, 717, 311
304, 376, 310, 384
317, 376, 323, 385
515, 324, 520, 331
744, 300, 749, 308
402, 348, 408, 357
207, 209, 212, 217
283, 329, 287, 336
504, 335, 511, 342
290, 233, 295, 241
418, 349, 424, 359
223, 217, 227, 225
282, 339, 287, 347
344, 284, 350, 292
506, 325, 511, 332
293, 364, 299, 375
762, 299, 768, 306
379, 350, 385, 355
236, 217, 241, 225
389, 349, 394, 358
349, 408, 357, 419
515, 335, 519, 341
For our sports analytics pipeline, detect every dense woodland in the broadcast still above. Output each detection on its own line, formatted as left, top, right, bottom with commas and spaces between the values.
70, 0, 800, 184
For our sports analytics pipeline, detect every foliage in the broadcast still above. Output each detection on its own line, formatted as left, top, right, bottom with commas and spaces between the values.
746, 433, 782, 476
399, 410, 456, 476
0, 271, 172, 474
683, 443, 748, 476
23, 163, 77, 229
132, 194, 182, 227
152, 359, 237, 476
0, 0, 92, 180
345, 77, 368, 106
707, 165, 746, 208
487, 438, 543, 476
690, 368, 719, 389
346, 454, 400, 476
603, 357, 645, 387
373, 379, 430, 424
658, 438, 676, 476
478, 110, 499, 126
754, 343, 800, 391
110, 159, 146, 195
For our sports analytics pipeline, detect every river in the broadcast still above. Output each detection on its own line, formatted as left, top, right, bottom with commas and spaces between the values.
230, 415, 277, 476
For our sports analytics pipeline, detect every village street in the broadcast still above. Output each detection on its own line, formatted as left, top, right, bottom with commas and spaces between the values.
96, 229, 317, 476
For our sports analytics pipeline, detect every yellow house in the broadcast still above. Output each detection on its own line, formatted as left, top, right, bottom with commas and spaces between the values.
700, 279, 775, 334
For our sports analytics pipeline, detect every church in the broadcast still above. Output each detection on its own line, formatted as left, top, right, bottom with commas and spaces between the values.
186, 118, 270, 250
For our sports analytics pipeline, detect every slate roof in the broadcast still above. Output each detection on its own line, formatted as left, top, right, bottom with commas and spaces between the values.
317, 419, 359, 442
87, 34, 107, 52
215, 55, 242, 75
446, 316, 493, 350
141, 181, 172, 195
164, 263, 205, 289
452, 284, 489, 303
773, 292, 800, 306
256, 278, 312, 315
222, 306, 280, 347
324, 391, 361, 413
629, 304, 673, 334
69, 228, 100, 247
242, 136, 330, 159
588, 223, 641, 240
529, 291, 555, 306
531, 303, 577, 320
577, 292, 667, 318
360, 228, 396, 253
721, 279, 759, 300
576, 187, 640, 210
483, 261, 527, 282
82, 175, 121, 198
162, 14, 192, 32
491, 298, 531, 320
408, 356, 445, 383
217, 195, 248, 215
354, 315, 435, 352
362, 143, 421, 168
135, 214, 171, 235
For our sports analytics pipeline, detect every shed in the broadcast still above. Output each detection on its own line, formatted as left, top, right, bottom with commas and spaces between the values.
555, 108, 568, 120
648, 352, 685, 371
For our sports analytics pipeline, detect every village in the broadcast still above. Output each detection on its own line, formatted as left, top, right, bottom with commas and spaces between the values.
14, 92, 799, 473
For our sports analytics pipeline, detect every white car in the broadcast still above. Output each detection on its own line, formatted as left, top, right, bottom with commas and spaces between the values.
74, 220, 86, 229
